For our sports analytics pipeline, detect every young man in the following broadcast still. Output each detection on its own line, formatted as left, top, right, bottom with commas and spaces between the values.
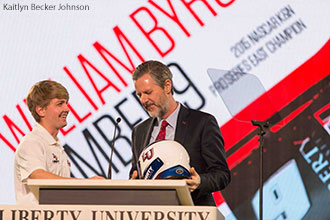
130, 60, 231, 206
14, 80, 104, 204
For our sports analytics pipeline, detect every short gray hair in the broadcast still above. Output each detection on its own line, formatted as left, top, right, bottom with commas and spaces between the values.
132, 60, 173, 94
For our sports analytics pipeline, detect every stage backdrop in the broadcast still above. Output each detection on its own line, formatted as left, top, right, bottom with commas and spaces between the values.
1, 0, 329, 219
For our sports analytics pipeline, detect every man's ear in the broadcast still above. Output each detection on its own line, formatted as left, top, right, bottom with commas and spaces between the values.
36, 106, 46, 118
164, 79, 172, 94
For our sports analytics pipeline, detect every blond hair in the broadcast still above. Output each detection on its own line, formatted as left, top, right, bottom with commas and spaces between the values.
26, 80, 69, 122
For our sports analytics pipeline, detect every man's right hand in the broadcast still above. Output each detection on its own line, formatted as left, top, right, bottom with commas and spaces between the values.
130, 170, 138, 179
88, 176, 105, 180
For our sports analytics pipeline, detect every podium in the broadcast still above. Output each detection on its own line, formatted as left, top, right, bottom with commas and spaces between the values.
27, 179, 194, 206
0, 179, 225, 220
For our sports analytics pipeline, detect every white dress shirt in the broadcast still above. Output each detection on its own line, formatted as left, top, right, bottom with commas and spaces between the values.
149, 102, 181, 144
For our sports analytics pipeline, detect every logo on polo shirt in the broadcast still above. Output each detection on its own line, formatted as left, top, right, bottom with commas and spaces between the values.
52, 153, 59, 163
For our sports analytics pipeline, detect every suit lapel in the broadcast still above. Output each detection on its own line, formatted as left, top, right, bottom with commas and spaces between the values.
142, 117, 157, 149
175, 105, 190, 145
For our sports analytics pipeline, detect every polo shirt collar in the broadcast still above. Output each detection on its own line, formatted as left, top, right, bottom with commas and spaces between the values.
34, 123, 60, 146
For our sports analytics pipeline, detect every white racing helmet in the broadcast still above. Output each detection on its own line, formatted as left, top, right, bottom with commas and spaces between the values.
137, 140, 191, 179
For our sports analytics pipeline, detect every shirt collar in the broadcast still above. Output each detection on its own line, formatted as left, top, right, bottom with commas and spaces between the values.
157, 102, 181, 128
34, 123, 60, 146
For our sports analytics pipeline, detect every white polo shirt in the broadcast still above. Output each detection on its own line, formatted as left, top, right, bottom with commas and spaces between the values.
14, 123, 71, 204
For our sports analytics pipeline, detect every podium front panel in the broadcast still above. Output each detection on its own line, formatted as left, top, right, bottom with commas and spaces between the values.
28, 179, 194, 206
39, 188, 179, 205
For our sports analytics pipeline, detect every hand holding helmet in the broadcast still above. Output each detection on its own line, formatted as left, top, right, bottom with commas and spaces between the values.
185, 167, 201, 192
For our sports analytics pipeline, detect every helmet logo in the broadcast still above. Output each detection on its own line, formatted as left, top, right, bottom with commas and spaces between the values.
142, 148, 154, 162
143, 157, 164, 179
176, 168, 184, 174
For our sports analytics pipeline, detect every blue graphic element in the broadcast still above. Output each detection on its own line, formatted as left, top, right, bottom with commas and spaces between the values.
156, 165, 190, 179
143, 157, 164, 179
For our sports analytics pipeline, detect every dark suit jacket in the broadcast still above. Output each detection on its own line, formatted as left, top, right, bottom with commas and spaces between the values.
130, 105, 231, 206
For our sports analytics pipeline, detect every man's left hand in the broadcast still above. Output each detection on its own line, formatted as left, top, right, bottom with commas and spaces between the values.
185, 167, 201, 192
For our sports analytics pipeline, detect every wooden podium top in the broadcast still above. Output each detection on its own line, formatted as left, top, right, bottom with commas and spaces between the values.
28, 179, 194, 206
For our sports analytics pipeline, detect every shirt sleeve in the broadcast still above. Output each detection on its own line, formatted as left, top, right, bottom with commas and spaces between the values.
15, 139, 47, 181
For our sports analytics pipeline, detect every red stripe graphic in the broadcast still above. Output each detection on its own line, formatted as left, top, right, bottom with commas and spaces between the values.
270, 100, 313, 133
222, 38, 330, 160
215, 38, 330, 206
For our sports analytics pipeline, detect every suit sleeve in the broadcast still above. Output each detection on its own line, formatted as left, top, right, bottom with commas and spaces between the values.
129, 127, 138, 178
198, 114, 231, 193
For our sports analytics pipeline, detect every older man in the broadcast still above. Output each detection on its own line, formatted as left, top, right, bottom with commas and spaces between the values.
130, 61, 230, 206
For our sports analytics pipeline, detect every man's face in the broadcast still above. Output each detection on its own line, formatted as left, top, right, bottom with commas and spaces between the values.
134, 74, 170, 118
41, 98, 70, 130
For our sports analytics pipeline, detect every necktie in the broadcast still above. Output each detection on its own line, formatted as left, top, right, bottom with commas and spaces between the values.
156, 120, 168, 141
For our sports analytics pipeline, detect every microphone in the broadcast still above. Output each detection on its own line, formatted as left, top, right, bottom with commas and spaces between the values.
251, 120, 269, 127
107, 117, 121, 179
